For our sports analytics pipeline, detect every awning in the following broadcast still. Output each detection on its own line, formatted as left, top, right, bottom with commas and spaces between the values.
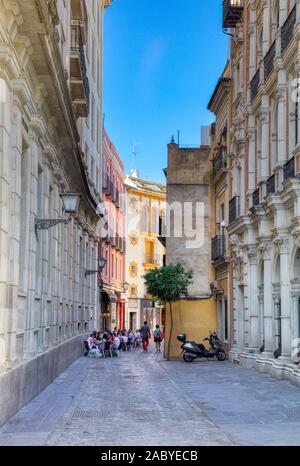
101, 290, 117, 303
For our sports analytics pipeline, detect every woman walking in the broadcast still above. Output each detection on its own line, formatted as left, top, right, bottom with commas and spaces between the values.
153, 324, 163, 353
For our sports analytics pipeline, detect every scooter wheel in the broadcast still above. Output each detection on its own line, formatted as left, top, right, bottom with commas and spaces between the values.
216, 351, 226, 361
183, 353, 195, 363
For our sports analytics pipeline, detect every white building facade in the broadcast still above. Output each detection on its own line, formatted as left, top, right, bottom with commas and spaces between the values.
224, 0, 300, 386
0, 0, 111, 425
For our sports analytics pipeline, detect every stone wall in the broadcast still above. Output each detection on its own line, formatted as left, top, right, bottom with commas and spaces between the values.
0, 335, 87, 427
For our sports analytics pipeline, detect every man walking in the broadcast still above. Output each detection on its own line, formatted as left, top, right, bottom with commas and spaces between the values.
140, 321, 151, 352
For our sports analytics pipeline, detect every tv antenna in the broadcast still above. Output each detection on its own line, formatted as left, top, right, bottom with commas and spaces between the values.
131, 142, 142, 169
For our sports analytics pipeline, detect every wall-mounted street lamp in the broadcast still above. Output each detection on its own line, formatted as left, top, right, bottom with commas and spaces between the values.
123, 282, 130, 293
85, 257, 107, 278
35, 192, 81, 237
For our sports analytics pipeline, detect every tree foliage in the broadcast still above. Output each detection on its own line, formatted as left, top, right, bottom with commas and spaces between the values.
144, 263, 193, 304
144, 263, 193, 360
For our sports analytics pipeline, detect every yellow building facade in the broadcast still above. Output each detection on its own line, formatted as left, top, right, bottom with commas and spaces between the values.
124, 172, 166, 331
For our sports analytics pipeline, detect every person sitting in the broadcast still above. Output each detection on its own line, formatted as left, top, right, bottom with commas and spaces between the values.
87, 334, 95, 350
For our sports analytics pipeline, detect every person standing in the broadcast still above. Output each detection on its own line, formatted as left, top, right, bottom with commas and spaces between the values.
140, 321, 151, 352
153, 324, 163, 353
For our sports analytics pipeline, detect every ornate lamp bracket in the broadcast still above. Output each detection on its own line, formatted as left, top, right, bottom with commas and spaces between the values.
35, 218, 70, 240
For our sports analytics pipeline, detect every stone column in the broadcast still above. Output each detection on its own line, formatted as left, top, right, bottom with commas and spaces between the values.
247, 126, 256, 195
260, 243, 274, 357
247, 247, 260, 351
260, 102, 270, 182
262, 0, 270, 56
278, 236, 292, 359
248, 10, 256, 80
291, 291, 300, 342
276, 81, 287, 164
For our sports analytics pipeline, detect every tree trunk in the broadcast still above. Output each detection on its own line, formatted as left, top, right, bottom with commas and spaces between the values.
167, 301, 173, 361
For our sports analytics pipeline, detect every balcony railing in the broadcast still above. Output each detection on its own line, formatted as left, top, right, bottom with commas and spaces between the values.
213, 147, 227, 178
283, 156, 295, 181
252, 188, 260, 207
211, 235, 226, 262
105, 175, 113, 197
144, 254, 160, 265
250, 68, 260, 103
70, 24, 89, 117
229, 196, 240, 224
281, 5, 296, 54
266, 174, 276, 195
223, 0, 244, 29
264, 41, 276, 82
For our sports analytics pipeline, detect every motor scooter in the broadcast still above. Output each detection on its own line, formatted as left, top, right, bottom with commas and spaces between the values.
177, 332, 226, 363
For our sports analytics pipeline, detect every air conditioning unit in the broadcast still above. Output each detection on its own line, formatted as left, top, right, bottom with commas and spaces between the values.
210, 281, 221, 292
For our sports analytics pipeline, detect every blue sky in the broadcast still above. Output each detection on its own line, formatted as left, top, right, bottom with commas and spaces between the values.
103, 0, 229, 183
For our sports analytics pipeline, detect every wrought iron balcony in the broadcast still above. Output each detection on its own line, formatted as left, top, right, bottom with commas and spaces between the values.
266, 174, 276, 195
283, 157, 295, 181
112, 188, 119, 206
250, 69, 260, 103
105, 176, 113, 197
281, 5, 296, 54
212, 147, 227, 178
264, 41, 276, 82
144, 254, 160, 266
252, 188, 260, 207
223, 0, 244, 29
70, 25, 89, 118
212, 235, 226, 262
229, 196, 240, 225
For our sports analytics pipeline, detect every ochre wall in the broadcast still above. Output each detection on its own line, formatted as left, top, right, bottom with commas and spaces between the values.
164, 298, 217, 358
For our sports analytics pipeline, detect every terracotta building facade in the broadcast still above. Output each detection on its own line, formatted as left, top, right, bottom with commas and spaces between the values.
101, 129, 126, 331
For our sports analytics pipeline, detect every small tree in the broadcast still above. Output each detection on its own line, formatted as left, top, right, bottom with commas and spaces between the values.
144, 263, 193, 360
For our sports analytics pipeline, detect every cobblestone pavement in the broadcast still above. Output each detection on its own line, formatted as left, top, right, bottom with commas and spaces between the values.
1, 346, 300, 446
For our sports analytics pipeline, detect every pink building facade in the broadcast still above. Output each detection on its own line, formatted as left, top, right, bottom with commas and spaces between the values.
100, 129, 126, 330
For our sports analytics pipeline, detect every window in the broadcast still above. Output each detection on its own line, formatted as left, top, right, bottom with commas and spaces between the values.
92, 35, 96, 81
130, 231, 138, 246
129, 284, 138, 299
129, 262, 138, 278
19, 140, 29, 291
151, 206, 158, 234
224, 299, 228, 342
96, 111, 100, 152
91, 157, 95, 183
141, 204, 149, 232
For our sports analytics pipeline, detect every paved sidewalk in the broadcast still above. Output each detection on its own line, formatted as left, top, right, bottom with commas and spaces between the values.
0, 347, 300, 446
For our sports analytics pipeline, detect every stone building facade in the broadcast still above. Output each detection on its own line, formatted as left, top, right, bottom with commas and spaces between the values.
208, 62, 232, 351
164, 139, 217, 357
223, 0, 300, 386
0, 0, 111, 425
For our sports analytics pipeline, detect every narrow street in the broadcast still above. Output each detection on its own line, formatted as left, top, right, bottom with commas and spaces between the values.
1, 346, 300, 446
